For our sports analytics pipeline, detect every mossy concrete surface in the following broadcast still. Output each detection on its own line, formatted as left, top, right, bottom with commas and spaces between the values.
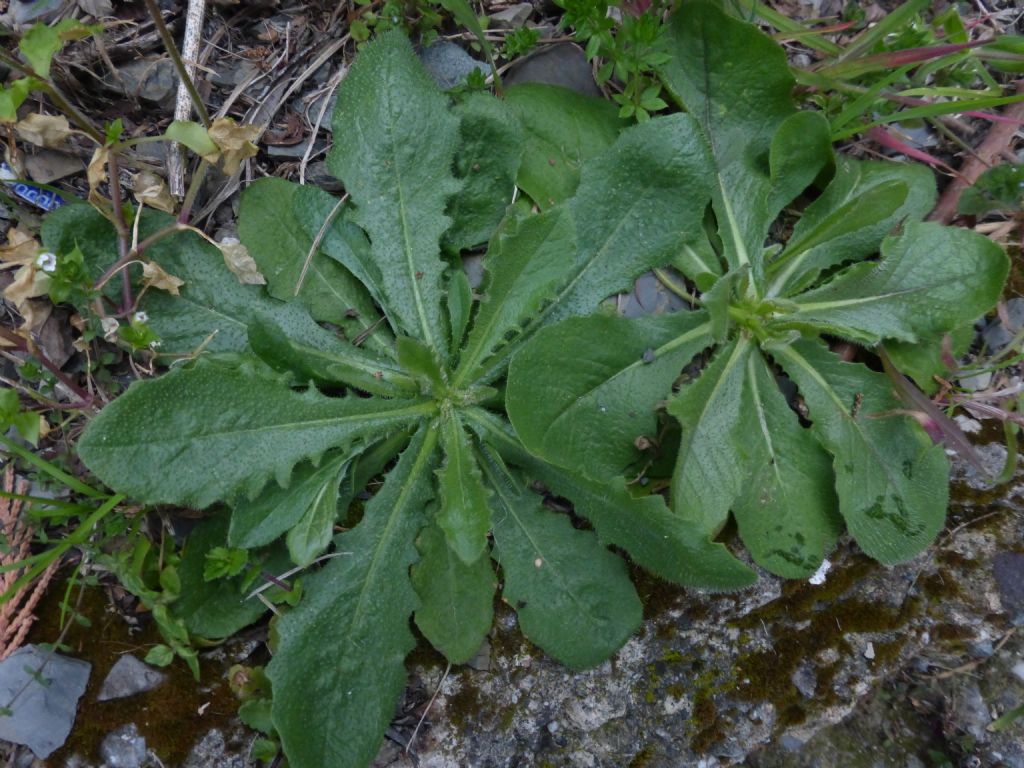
374, 448, 1024, 767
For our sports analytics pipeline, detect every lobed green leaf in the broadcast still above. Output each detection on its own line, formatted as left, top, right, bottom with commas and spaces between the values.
238, 178, 389, 353
781, 221, 1009, 344
775, 340, 949, 564
731, 351, 841, 578
443, 93, 523, 253
78, 359, 435, 508
268, 425, 437, 768
328, 31, 460, 356
411, 522, 495, 664
505, 83, 624, 209
507, 310, 713, 479
483, 451, 642, 669
435, 414, 492, 564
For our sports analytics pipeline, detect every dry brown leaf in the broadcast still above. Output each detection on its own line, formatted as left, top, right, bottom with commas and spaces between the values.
133, 171, 176, 214
87, 146, 108, 194
207, 118, 260, 175
14, 113, 74, 148
4, 264, 51, 310
141, 260, 185, 295
101, 316, 120, 342
0, 227, 42, 269
4, 261, 53, 336
219, 237, 265, 285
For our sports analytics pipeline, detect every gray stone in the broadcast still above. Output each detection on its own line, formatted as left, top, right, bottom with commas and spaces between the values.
504, 43, 601, 98
25, 150, 83, 185
982, 297, 1024, 351
99, 723, 147, 768
97, 655, 167, 702
266, 139, 329, 159
114, 59, 177, 104
418, 42, 487, 91
303, 161, 344, 193
993, 552, 1024, 624
0, 644, 90, 758
181, 729, 248, 768
778, 734, 805, 752
951, 679, 991, 741
209, 60, 259, 89
8, 0, 65, 26
490, 2, 533, 29
295, 90, 338, 128
969, 640, 995, 658
621, 272, 690, 318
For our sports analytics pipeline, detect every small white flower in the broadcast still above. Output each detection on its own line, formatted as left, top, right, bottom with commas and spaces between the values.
132, 311, 149, 324
36, 251, 58, 272
808, 558, 832, 586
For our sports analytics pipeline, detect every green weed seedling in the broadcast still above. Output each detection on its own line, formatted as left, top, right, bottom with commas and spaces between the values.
32, 4, 1009, 768
507, 4, 1009, 578
62, 23, 752, 768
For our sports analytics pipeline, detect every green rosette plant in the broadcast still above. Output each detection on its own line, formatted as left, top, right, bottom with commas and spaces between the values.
506, 3, 1009, 579
64, 27, 766, 768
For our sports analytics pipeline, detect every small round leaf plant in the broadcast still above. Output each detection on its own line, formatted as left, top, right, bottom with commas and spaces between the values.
506, 4, 1009, 579
71, 22, 748, 768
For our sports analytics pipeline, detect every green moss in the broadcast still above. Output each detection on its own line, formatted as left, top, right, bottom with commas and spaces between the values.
936, 550, 980, 569
932, 623, 973, 642
630, 565, 687, 622
920, 572, 964, 601
445, 677, 482, 729
629, 745, 656, 767
870, 639, 905, 666
28, 582, 242, 766
730, 556, 917, 733
690, 689, 724, 753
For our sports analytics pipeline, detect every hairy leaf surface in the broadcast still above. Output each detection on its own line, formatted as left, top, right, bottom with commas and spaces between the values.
505, 83, 623, 209
508, 311, 712, 478
328, 31, 460, 355
238, 177, 386, 349
484, 451, 642, 669
775, 340, 949, 563
248, 311, 417, 397
658, 2, 831, 279
78, 359, 434, 507
411, 522, 495, 664
268, 426, 437, 768
436, 414, 492, 563
766, 159, 936, 297
731, 352, 840, 578
453, 207, 576, 386
669, 337, 760, 535
444, 93, 522, 252
229, 451, 351, 552
782, 221, 1009, 343
525, 461, 756, 590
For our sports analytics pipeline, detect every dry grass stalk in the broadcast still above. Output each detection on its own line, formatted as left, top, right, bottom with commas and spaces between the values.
0, 464, 59, 660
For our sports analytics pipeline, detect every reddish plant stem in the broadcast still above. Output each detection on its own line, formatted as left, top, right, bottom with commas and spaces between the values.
104, 151, 134, 314
929, 80, 1024, 224
0, 327, 94, 411
92, 223, 187, 292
